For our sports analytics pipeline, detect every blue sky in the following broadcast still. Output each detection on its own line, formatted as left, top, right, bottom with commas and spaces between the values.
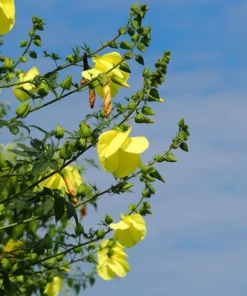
1, 0, 247, 295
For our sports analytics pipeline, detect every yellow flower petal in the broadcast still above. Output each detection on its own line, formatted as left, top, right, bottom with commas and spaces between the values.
121, 136, 149, 154
110, 220, 129, 230
99, 150, 119, 173
104, 128, 132, 158
98, 52, 123, 65
0, 0, 15, 36
44, 276, 63, 296
112, 150, 141, 178
97, 130, 118, 156
82, 69, 101, 81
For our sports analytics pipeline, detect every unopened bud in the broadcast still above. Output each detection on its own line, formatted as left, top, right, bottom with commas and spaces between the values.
79, 121, 92, 138
3, 58, 14, 70
15, 101, 31, 118
55, 125, 64, 139
61, 75, 72, 90
37, 82, 49, 97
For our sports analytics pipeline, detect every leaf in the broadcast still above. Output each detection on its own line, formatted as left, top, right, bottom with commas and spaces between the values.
66, 202, 76, 220
30, 138, 45, 151
43, 199, 54, 214
54, 198, 65, 222
9, 125, 19, 135
32, 161, 49, 174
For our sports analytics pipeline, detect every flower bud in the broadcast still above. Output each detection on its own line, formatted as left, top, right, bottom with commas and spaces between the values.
59, 142, 73, 160
29, 51, 37, 59
37, 82, 49, 97
127, 101, 137, 110
5, 73, 15, 82
75, 138, 87, 150
119, 62, 131, 73
79, 121, 92, 138
20, 40, 28, 47
97, 229, 105, 239
20, 56, 27, 63
55, 125, 64, 139
141, 105, 155, 116
118, 27, 126, 35
120, 41, 133, 50
66, 55, 75, 63
124, 52, 134, 59
29, 29, 35, 37
164, 153, 177, 162
75, 223, 84, 235
3, 58, 14, 70
134, 114, 154, 124
60, 75, 72, 90
105, 214, 113, 225
15, 101, 31, 118
111, 75, 129, 88
34, 39, 41, 47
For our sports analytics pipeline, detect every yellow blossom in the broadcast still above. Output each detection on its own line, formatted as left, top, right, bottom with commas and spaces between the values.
0, 0, 15, 36
3, 239, 23, 257
110, 213, 147, 248
82, 52, 130, 98
12, 66, 39, 101
38, 166, 82, 196
44, 276, 63, 296
97, 126, 149, 178
97, 239, 130, 280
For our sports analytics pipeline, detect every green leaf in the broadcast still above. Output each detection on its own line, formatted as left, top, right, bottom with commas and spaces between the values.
43, 199, 54, 214
135, 54, 144, 65
66, 202, 75, 220
30, 138, 45, 151
32, 161, 49, 174
9, 125, 19, 135
54, 198, 65, 222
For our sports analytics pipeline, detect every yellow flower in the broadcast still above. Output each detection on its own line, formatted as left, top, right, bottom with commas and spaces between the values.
0, 0, 15, 36
110, 213, 147, 248
44, 276, 63, 296
12, 66, 39, 101
82, 52, 130, 98
3, 239, 23, 257
97, 126, 149, 178
39, 166, 82, 196
97, 239, 130, 280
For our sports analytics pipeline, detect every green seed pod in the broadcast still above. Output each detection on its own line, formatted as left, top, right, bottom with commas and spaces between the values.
124, 52, 134, 59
